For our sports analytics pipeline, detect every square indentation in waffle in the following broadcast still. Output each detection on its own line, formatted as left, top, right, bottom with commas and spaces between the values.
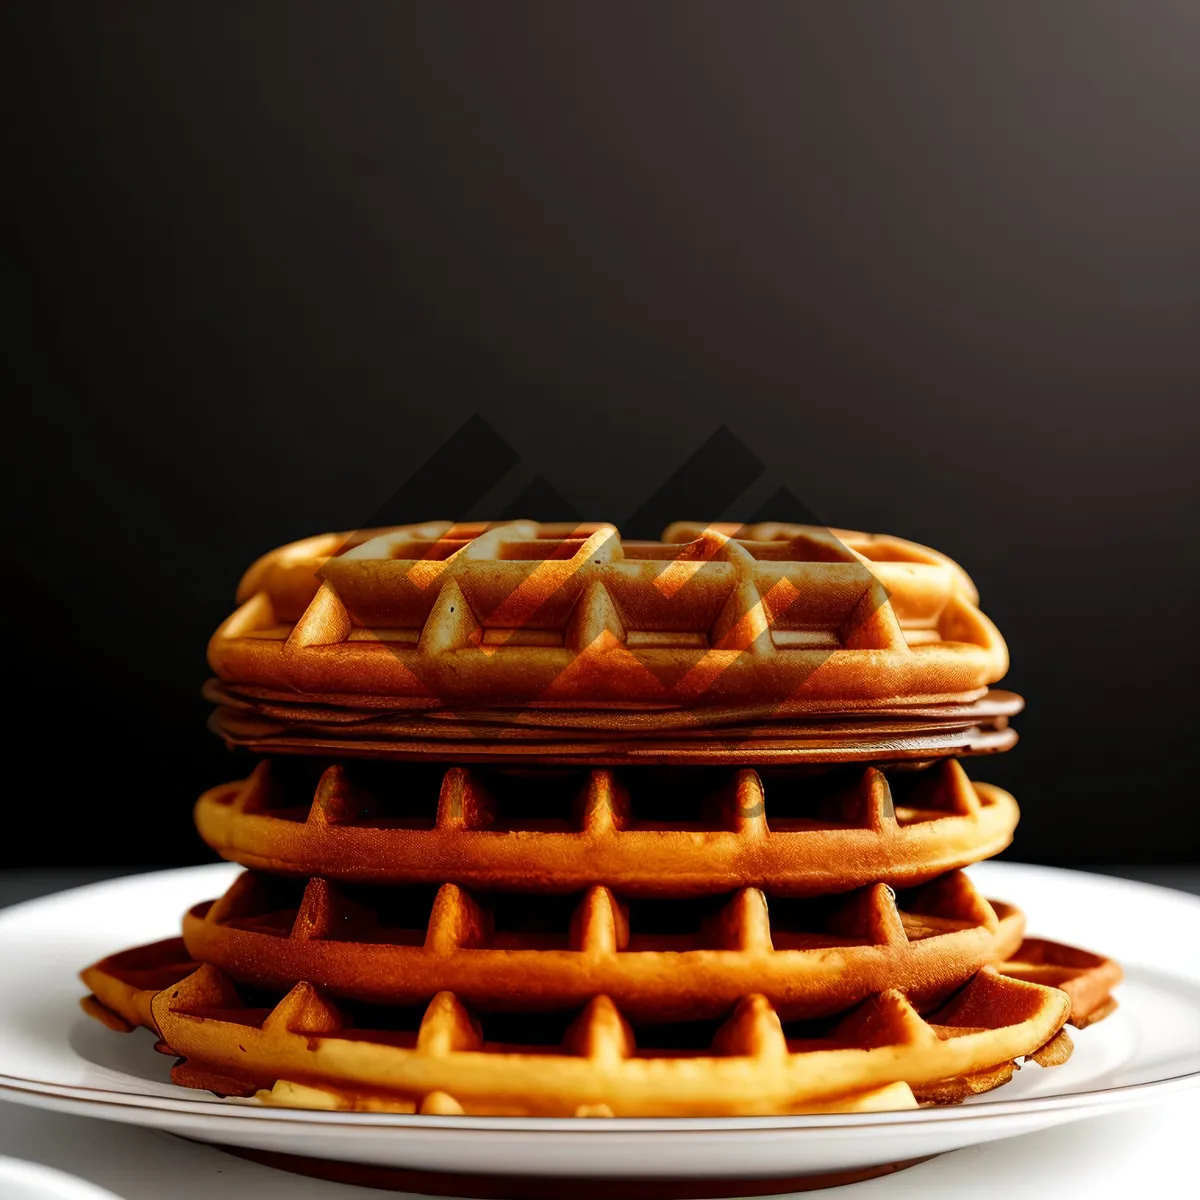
470, 768, 588, 833
760, 762, 985, 833
483, 892, 575, 951
619, 767, 745, 832
203, 874, 439, 947
229, 758, 449, 830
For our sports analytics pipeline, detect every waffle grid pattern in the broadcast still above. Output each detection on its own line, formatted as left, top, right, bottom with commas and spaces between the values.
180, 867, 1024, 1020
83, 945, 1080, 1117
194, 759, 1020, 894
208, 521, 1007, 707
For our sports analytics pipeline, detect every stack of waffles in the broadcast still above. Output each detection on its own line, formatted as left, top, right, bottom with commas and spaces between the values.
83, 521, 1120, 1117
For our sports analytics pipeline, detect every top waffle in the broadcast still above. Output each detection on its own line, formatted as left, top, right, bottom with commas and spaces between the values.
208, 521, 1008, 711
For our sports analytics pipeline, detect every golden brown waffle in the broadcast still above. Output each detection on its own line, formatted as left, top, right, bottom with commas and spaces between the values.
81, 932, 1118, 1038
78, 937, 198, 1033
178, 869, 1024, 1021
208, 521, 1007, 710
81, 944, 1074, 1117
195, 759, 1019, 896
205, 682, 1023, 765
998, 937, 1124, 1027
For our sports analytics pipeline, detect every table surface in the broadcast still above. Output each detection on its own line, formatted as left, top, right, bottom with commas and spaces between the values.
1, 864, 1197, 1199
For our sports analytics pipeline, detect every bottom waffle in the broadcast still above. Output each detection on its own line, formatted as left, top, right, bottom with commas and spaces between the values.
80, 935, 1119, 1118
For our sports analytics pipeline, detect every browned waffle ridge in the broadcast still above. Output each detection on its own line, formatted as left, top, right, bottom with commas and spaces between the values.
194, 759, 1019, 895
208, 521, 1008, 709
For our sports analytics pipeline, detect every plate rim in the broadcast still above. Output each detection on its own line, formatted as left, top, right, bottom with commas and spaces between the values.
2, 1066, 1200, 1134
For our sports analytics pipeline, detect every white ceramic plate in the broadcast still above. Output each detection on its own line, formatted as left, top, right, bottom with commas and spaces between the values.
0, 862, 1197, 1182
0, 1155, 125, 1200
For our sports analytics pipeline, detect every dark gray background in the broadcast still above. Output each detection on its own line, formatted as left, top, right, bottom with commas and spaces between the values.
5, 4, 1198, 867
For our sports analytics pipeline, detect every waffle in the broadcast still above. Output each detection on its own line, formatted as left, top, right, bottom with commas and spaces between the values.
998, 938, 1124, 1028
77, 511, 1121, 1125
194, 759, 1020, 896
82, 931, 1118, 1038
177, 868, 1024, 1022
206, 681, 1023, 764
80, 942, 1081, 1117
208, 521, 1007, 710
78, 937, 199, 1034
